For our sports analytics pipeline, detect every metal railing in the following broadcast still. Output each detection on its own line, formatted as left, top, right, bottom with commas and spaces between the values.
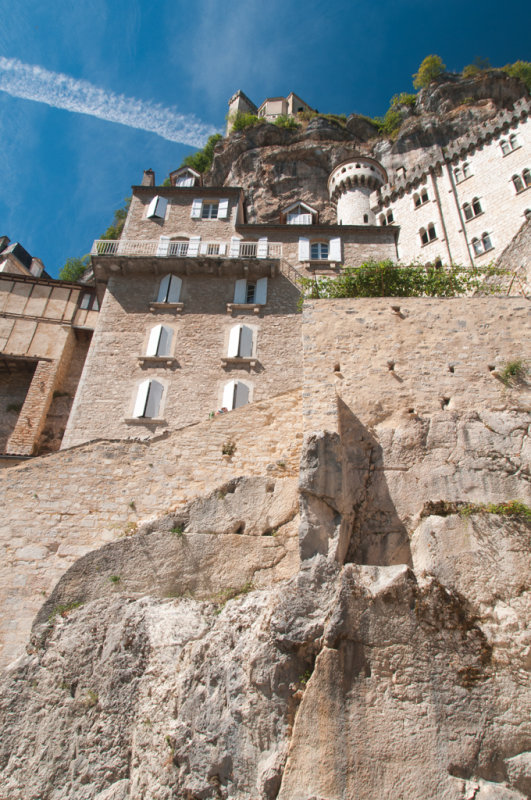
91, 239, 283, 259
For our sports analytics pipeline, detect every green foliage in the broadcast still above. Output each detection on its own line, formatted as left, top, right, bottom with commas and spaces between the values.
214, 581, 253, 612
222, 440, 236, 456
413, 55, 446, 89
374, 108, 404, 137
58, 255, 90, 282
460, 501, 531, 520
229, 111, 263, 132
100, 197, 131, 240
501, 60, 531, 91
390, 92, 417, 108
298, 260, 508, 300
498, 359, 528, 386
273, 114, 300, 129
181, 133, 223, 174
171, 525, 184, 536
298, 669, 312, 686
462, 64, 481, 79
109, 575, 121, 584
161, 177, 172, 187
316, 113, 348, 126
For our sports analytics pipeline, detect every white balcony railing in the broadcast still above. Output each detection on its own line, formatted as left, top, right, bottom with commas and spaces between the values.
91, 239, 283, 259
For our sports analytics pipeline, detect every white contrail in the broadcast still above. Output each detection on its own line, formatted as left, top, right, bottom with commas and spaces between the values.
0, 57, 218, 147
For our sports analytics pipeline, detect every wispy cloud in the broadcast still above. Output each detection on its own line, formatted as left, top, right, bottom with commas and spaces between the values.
0, 57, 218, 147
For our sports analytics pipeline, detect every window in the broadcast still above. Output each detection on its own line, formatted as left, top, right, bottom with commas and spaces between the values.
171, 167, 200, 187
233, 277, 268, 305
156, 274, 182, 303
454, 167, 462, 183
146, 325, 173, 357
285, 202, 316, 224
414, 189, 429, 207
222, 380, 250, 411
463, 197, 483, 220
512, 174, 524, 193
133, 379, 164, 419
191, 198, 229, 220
227, 324, 254, 358
463, 162, 471, 179
380, 214, 387, 226
523, 169, 531, 188
310, 242, 329, 260
501, 135, 520, 156
386, 210, 394, 224
363, 214, 369, 224
169, 239, 189, 256
147, 195, 168, 220
420, 224, 437, 245
471, 232, 494, 256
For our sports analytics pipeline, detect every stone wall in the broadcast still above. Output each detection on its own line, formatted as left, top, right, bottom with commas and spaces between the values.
0, 364, 36, 451
0, 388, 302, 668
63, 271, 302, 447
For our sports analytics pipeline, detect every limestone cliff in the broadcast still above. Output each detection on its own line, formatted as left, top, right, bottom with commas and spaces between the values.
206, 71, 529, 225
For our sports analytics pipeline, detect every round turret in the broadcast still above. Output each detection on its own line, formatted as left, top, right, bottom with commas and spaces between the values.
328, 157, 387, 225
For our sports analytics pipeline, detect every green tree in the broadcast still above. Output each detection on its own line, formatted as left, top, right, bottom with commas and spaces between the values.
59, 255, 90, 282
100, 197, 131, 240
501, 60, 531, 91
181, 133, 223, 174
413, 55, 446, 89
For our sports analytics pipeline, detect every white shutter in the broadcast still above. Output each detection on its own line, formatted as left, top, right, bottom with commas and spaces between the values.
222, 381, 236, 410
133, 380, 150, 417
227, 325, 241, 357
199, 242, 209, 255
234, 382, 249, 408
218, 243, 227, 255
145, 380, 163, 418
146, 325, 162, 356
298, 237, 310, 261
229, 237, 241, 258
255, 277, 268, 304
157, 236, 170, 257
233, 279, 247, 303
188, 236, 201, 257
257, 237, 268, 259
191, 199, 203, 219
167, 275, 181, 303
147, 196, 167, 219
157, 274, 171, 302
158, 326, 173, 356
329, 237, 342, 261
217, 198, 229, 219
239, 325, 253, 358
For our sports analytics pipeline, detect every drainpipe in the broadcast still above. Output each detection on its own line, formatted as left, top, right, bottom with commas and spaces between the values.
429, 164, 453, 264
444, 154, 474, 267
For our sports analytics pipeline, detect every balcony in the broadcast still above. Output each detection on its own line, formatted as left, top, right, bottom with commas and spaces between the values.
91, 239, 283, 259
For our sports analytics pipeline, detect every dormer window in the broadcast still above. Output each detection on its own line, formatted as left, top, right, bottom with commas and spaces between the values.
191, 198, 229, 220
170, 166, 201, 187
283, 201, 318, 225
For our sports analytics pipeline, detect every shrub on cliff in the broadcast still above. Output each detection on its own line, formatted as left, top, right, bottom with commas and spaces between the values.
274, 115, 300, 129
229, 112, 263, 132
500, 60, 531, 91
181, 133, 223, 174
413, 55, 446, 89
59, 255, 90, 282
299, 260, 507, 299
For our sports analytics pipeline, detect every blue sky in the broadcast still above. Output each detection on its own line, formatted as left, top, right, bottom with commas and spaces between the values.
0, 0, 529, 278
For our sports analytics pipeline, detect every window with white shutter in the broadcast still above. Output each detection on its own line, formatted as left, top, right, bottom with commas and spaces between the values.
157, 274, 182, 303
133, 379, 164, 418
146, 325, 173, 357
329, 237, 342, 262
191, 199, 203, 219
221, 380, 250, 410
217, 198, 229, 219
227, 324, 254, 358
257, 237, 268, 259
147, 196, 168, 220
298, 237, 310, 261
156, 236, 171, 257
233, 279, 247, 303
255, 277, 267, 304
188, 236, 201, 257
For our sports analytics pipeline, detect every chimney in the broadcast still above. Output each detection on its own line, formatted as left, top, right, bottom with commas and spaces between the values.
0, 235, 10, 253
142, 169, 155, 186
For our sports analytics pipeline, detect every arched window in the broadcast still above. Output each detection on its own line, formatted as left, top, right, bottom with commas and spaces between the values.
512, 174, 524, 193
414, 189, 429, 207
133, 379, 164, 419
363, 214, 369, 223
380, 214, 387, 226
462, 162, 471, 178
387, 210, 394, 224
156, 274, 182, 303
509, 134, 519, 151
522, 169, 531, 188
413, 193, 420, 207
472, 197, 482, 216
146, 325, 173, 357
222, 380, 250, 411
463, 202, 473, 221
500, 139, 511, 156
471, 237, 482, 256
168, 237, 189, 257
420, 227, 428, 245
427, 223, 437, 242
454, 167, 462, 183
227, 324, 254, 358
481, 232, 493, 252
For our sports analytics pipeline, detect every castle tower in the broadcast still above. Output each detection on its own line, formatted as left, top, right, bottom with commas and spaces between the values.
328, 157, 387, 225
